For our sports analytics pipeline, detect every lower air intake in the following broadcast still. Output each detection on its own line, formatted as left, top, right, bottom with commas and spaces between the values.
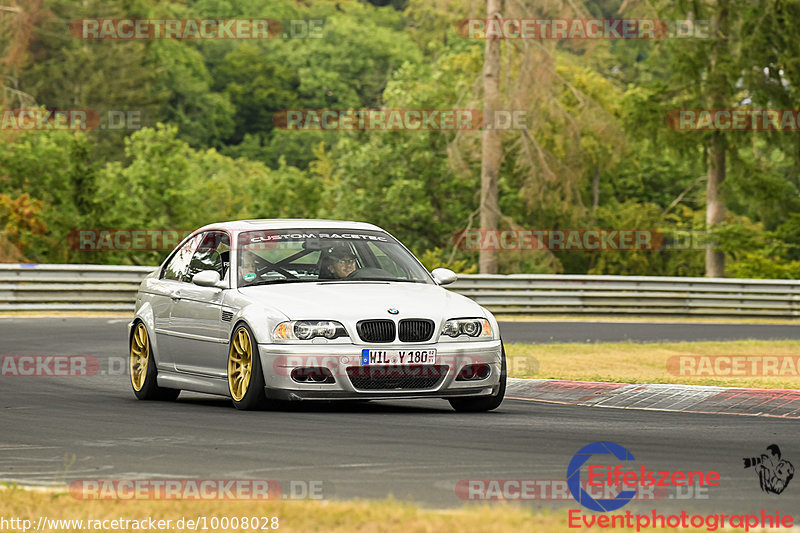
346, 365, 449, 390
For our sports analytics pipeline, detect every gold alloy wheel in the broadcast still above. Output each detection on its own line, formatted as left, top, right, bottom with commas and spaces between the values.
130, 323, 149, 391
228, 327, 253, 402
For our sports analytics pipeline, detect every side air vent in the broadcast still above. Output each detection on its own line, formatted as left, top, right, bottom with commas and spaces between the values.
221, 311, 233, 322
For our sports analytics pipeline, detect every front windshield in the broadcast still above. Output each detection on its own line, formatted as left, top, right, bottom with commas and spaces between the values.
236, 229, 433, 287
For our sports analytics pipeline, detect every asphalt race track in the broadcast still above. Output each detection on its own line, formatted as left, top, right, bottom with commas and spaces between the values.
1, 317, 799, 515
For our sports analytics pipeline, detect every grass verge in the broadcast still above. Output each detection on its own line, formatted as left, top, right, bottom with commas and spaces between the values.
495, 315, 800, 324
0, 311, 132, 318
506, 340, 800, 388
0, 486, 719, 532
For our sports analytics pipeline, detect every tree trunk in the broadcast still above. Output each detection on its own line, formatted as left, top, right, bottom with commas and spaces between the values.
705, 132, 726, 277
479, 0, 502, 274
705, 0, 729, 278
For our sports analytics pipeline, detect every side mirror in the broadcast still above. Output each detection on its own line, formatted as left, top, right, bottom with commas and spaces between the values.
192, 270, 227, 289
431, 267, 458, 286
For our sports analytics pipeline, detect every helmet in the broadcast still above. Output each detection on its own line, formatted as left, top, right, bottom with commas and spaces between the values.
327, 243, 355, 260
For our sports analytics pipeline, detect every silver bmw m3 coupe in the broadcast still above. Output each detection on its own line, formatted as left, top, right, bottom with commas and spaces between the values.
129, 219, 505, 411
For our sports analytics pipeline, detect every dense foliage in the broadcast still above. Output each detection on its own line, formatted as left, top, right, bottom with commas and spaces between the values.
1, 0, 798, 276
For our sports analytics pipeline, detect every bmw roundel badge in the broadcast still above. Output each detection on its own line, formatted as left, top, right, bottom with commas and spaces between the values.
387, 308, 399, 315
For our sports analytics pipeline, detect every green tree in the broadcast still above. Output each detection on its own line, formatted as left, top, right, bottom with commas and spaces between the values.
20, 0, 165, 161
92, 124, 315, 265
0, 126, 98, 262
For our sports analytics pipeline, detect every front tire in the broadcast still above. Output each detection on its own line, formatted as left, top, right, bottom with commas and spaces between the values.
227, 323, 269, 410
130, 321, 180, 401
448, 344, 506, 412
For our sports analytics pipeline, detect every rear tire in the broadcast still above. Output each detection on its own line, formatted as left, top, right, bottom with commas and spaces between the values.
130, 321, 180, 401
448, 344, 506, 412
227, 323, 269, 410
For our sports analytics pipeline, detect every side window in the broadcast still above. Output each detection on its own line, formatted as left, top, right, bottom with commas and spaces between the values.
187, 231, 231, 282
162, 235, 199, 282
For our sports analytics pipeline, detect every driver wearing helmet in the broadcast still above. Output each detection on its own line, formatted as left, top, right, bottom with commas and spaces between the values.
326, 243, 359, 279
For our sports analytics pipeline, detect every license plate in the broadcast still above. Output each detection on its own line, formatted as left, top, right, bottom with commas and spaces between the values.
361, 349, 436, 365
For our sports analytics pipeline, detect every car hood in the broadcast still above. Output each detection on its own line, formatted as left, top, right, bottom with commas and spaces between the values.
237, 281, 484, 322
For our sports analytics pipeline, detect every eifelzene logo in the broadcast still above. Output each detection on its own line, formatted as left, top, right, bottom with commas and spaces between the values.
567, 441, 720, 512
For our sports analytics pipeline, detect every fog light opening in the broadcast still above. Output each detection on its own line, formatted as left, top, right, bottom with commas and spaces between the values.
456, 363, 490, 381
291, 367, 335, 384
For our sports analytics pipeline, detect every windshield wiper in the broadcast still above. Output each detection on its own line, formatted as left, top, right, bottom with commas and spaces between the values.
316, 278, 424, 283
242, 278, 309, 287
359, 278, 424, 283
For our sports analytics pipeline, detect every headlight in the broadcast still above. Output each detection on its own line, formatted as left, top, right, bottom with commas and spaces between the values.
441, 318, 492, 339
273, 320, 349, 341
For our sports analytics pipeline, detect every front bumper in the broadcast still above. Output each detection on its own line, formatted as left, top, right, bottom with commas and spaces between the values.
258, 339, 502, 401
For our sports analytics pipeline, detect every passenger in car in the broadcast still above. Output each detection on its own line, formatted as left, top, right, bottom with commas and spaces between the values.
240, 251, 259, 283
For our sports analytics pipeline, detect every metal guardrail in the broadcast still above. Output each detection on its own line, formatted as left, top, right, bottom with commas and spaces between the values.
1, 264, 799, 318
0, 264, 156, 312
451, 274, 800, 318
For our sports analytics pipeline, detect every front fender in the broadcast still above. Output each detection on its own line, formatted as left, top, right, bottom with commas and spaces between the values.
131, 301, 162, 365
480, 306, 502, 341
230, 304, 289, 345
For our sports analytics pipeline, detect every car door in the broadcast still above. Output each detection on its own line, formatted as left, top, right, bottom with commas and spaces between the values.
152, 234, 200, 368
169, 231, 232, 378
